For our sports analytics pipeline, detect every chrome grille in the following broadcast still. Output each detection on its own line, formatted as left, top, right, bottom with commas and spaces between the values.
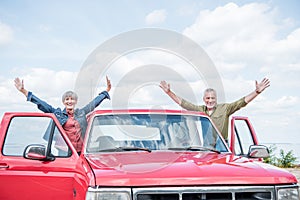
133, 186, 274, 200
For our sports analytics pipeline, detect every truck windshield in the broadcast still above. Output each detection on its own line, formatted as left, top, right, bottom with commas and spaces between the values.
86, 114, 228, 153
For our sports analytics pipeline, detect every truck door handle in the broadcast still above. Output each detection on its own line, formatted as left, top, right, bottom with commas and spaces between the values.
0, 163, 9, 168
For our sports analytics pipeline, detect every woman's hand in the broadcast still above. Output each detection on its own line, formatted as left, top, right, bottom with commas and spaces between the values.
14, 77, 28, 97
106, 76, 111, 92
14, 77, 24, 91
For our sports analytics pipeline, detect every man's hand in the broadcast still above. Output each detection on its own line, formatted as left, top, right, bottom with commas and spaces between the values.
159, 80, 182, 105
159, 81, 171, 93
255, 78, 270, 94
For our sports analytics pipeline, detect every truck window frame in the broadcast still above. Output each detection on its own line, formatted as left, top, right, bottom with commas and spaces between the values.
2, 115, 72, 158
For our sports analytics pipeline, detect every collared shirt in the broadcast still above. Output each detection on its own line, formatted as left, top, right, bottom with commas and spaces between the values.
181, 97, 247, 139
27, 91, 110, 152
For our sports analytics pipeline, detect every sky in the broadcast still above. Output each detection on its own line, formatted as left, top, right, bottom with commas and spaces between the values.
0, 0, 300, 153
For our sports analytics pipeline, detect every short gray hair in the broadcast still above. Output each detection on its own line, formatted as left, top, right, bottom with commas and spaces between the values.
62, 91, 78, 102
203, 88, 217, 97
204, 88, 216, 94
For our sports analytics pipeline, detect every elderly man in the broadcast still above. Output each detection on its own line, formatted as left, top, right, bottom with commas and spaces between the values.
159, 78, 270, 141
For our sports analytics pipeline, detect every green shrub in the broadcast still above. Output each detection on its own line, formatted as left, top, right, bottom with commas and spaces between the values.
277, 149, 298, 168
263, 145, 298, 168
263, 145, 277, 166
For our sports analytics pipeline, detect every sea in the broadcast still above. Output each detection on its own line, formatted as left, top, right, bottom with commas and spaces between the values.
262, 143, 300, 165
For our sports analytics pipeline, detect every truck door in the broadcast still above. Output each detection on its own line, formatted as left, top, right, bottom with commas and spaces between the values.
229, 116, 260, 156
0, 113, 89, 200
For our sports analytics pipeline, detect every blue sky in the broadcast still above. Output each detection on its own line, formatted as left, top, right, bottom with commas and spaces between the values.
1, 0, 300, 152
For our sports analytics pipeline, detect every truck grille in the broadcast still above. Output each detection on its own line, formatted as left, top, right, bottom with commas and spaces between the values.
133, 186, 274, 200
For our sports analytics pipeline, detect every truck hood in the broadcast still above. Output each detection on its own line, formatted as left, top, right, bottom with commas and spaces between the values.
85, 151, 297, 186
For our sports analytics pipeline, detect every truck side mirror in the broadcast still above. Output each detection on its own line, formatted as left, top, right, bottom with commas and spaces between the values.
23, 144, 55, 161
247, 145, 270, 158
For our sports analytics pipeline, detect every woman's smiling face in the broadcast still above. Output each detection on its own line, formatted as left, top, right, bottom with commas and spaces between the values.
63, 96, 77, 111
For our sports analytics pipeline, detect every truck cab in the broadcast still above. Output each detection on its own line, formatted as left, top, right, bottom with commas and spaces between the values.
0, 110, 299, 200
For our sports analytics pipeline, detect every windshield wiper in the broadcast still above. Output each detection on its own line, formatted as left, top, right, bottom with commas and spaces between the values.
168, 146, 220, 154
99, 146, 151, 153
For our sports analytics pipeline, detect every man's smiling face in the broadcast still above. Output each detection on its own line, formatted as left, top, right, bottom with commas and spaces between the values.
203, 91, 217, 111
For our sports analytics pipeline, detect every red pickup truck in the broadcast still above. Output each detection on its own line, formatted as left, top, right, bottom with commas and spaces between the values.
0, 109, 299, 200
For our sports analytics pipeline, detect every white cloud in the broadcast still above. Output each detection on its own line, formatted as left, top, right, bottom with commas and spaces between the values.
180, 2, 300, 142
0, 68, 77, 117
183, 2, 279, 73
275, 96, 299, 108
0, 21, 13, 45
145, 9, 167, 25
184, 3, 274, 42
1, 66, 119, 116
269, 28, 300, 70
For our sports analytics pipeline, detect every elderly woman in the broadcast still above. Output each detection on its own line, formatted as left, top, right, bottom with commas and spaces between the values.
14, 76, 111, 154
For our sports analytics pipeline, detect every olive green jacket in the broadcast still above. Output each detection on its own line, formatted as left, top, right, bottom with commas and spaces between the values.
181, 97, 247, 140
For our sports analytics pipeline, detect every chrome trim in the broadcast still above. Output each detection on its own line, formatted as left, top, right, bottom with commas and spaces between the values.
86, 185, 299, 200
132, 186, 275, 200
87, 187, 131, 194
275, 184, 299, 190
275, 184, 300, 199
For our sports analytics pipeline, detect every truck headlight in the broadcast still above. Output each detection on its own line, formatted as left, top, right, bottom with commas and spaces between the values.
277, 186, 300, 200
86, 187, 131, 200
